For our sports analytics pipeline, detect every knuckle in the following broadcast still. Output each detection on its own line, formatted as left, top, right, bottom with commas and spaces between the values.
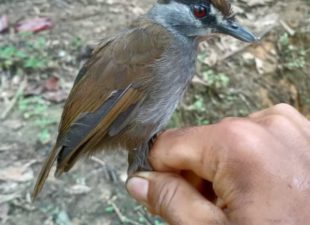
218, 119, 255, 143
271, 103, 299, 118
156, 128, 194, 151
156, 128, 188, 147
248, 111, 261, 118
220, 116, 240, 123
272, 103, 297, 115
217, 119, 261, 158
262, 114, 293, 129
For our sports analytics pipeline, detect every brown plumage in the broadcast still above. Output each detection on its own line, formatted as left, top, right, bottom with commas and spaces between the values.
32, 19, 172, 199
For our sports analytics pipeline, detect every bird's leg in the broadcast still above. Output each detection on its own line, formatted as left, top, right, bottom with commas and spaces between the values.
127, 133, 159, 176
148, 133, 159, 149
127, 143, 152, 176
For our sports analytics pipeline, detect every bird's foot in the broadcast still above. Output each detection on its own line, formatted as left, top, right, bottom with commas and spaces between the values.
127, 135, 160, 176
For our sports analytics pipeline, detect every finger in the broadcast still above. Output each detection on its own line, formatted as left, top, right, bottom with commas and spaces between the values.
127, 172, 228, 225
249, 104, 309, 127
150, 120, 263, 182
149, 126, 221, 182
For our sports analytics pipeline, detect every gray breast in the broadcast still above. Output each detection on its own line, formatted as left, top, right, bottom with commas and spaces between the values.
136, 36, 198, 133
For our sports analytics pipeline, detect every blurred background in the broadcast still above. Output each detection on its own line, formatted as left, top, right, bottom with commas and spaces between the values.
0, 0, 309, 224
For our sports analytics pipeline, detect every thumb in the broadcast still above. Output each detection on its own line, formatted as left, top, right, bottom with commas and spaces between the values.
127, 172, 227, 225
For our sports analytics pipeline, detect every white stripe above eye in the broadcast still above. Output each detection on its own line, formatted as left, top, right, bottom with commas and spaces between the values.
210, 5, 224, 24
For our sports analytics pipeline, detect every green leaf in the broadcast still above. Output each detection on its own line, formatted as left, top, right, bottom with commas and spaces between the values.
55, 210, 71, 225
33, 37, 46, 49
138, 216, 146, 222
38, 129, 51, 144
104, 206, 115, 213
24, 57, 45, 69
154, 220, 166, 225
15, 50, 28, 59
193, 97, 206, 112
0, 46, 18, 59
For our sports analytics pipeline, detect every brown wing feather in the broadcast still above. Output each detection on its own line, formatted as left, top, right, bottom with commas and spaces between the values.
32, 18, 171, 199
57, 19, 170, 140
56, 86, 143, 174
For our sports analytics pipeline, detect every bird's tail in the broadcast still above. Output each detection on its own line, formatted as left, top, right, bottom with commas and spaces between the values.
32, 144, 61, 201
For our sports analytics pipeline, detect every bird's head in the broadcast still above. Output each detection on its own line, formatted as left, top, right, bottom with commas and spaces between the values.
150, 0, 258, 42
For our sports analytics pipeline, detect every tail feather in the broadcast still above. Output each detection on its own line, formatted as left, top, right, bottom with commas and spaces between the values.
32, 145, 61, 201
32, 85, 142, 200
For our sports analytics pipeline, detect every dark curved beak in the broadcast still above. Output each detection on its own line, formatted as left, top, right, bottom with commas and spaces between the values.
216, 19, 259, 43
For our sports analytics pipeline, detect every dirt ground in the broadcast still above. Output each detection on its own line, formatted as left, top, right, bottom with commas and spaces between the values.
0, 0, 309, 225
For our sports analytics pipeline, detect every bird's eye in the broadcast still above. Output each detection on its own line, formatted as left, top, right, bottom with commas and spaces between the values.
193, 5, 208, 18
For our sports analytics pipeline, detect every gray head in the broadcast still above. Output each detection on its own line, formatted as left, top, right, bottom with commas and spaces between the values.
149, 0, 258, 42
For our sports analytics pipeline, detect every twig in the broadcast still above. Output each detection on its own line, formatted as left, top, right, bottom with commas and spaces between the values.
21, 160, 37, 171
279, 20, 295, 36
1, 78, 27, 120
90, 156, 120, 182
0, 73, 7, 91
217, 42, 253, 62
108, 198, 143, 225
217, 25, 276, 63
136, 210, 152, 225
238, 92, 253, 110
192, 75, 209, 87
304, 48, 310, 54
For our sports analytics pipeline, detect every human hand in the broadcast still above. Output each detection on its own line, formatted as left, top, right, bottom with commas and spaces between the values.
127, 104, 310, 225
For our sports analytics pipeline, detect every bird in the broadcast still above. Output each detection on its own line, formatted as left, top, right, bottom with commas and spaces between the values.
32, 0, 258, 199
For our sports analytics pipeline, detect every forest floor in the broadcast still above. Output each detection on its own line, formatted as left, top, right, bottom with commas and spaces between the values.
0, 0, 309, 224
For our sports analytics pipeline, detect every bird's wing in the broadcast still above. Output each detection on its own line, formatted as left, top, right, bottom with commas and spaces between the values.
32, 19, 171, 199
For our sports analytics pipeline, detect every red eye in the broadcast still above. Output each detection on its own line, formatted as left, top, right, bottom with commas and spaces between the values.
193, 5, 207, 18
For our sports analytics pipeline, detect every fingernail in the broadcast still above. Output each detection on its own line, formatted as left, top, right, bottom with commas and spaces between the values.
126, 176, 149, 204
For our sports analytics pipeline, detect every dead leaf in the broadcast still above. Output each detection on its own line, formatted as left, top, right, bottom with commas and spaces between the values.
0, 144, 19, 152
250, 41, 276, 60
130, 6, 144, 16
192, 75, 208, 86
250, 41, 278, 74
24, 83, 43, 97
0, 203, 9, 223
255, 57, 277, 75
0, 181, 18, 194
258, 88, 274, 107
0, 160, 36, 182
0, 193, 19, 203
3, 120, 24, 130
199, 48, 219, 66
43, 76, 60, 92
66, 184, 91, 195
255, 58, 264, 74
0, 15, 8, 33
15, 17, 53, 33
43, 90, 68, 103
242, 52, 255, 61
41, 76, 68, 103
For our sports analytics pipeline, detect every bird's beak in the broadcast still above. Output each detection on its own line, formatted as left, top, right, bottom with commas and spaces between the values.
215, 19, 259, 43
